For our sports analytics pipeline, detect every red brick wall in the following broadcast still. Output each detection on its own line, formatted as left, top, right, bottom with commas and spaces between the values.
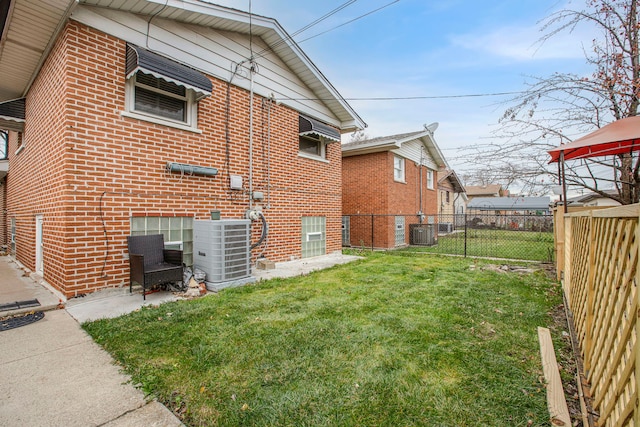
7, 21, 342, 297
342, 151, 437, 248
6, 24, 69, 290
0, 177, 6, 248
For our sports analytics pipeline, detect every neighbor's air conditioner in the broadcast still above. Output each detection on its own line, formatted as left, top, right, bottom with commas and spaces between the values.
438, 222, 454, 233
193, 219, 255, 291
409, 224, 435, 246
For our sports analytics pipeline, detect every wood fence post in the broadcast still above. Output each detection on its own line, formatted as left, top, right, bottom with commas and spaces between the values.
633, 215, 640, 426
564, 215, 573, 304
585, 211, 595, 375
554, 208, 565, 283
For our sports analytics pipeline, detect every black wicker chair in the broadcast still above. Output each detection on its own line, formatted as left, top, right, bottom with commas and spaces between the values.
127, 234, 183, 300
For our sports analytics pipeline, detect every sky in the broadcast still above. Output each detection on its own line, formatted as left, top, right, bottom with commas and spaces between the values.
210, 0, 594, 174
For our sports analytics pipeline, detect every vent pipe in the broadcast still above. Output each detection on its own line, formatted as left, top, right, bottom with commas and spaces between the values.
166, 162, 218, 177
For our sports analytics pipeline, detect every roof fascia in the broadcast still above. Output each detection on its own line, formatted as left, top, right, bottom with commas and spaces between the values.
416, 133, 449, 170
342, 140, 400, 157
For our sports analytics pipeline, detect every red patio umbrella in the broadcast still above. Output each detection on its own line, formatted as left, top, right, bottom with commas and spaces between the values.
547, 116, 640, 212
548, 116, 640, 163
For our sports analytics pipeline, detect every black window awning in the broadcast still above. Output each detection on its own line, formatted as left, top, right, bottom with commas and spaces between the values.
0, 98, 25, 132
299, 115, 341, 142
126, 44, 212, 100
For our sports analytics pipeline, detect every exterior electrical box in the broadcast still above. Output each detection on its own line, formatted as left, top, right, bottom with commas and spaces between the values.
193, 219, 255, 291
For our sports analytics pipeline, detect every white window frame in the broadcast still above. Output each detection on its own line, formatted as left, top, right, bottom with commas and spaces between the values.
427, 169, 434, 189
298, 134, 328, 162
394, 156, 405, 182
123, 72, 201, 133
306, 232, 323, 242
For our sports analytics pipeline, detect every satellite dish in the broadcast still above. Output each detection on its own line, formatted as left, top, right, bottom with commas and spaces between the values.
424, 122, 439, 132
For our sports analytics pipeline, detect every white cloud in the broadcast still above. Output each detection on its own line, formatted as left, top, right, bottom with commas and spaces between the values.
450, 20, 593, 61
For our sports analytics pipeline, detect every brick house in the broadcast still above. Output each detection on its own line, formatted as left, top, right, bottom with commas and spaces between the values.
0, 0, 365, 298
341, 125, 448, 249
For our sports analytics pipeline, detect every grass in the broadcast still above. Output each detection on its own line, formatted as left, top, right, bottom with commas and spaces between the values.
84, 253, 563, 426
407, 229, 555, 261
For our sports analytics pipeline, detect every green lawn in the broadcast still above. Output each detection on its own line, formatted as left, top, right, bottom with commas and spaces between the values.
408, 229, 555, 261
84, 253, 563, 427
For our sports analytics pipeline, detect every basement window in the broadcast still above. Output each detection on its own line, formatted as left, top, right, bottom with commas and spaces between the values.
301, 216, 326, 258
130, 216, 194, 266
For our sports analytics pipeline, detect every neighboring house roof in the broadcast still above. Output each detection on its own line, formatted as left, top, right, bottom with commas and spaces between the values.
0, 0, 366, 132
465, 184, 503, 197
566, 190, 620, 206
438, 169, 465, 194
467, 197, 551, 211
342, 125, 449, 169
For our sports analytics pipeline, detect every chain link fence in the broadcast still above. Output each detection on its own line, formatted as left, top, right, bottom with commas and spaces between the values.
342, 212, 554, 262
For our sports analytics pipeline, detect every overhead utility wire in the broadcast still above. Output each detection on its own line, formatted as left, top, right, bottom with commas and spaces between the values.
282, 91, 524, 101
290, 0, 358, 39
297, 0, 399, 44
253, 0, 359, 58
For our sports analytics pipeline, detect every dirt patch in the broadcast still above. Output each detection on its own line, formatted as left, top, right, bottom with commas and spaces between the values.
470, 264, 537, 274
549, 302, 596, 427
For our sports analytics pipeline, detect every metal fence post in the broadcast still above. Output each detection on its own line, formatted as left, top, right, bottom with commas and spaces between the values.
371, 213, 374, 251
464, 213, 468, 257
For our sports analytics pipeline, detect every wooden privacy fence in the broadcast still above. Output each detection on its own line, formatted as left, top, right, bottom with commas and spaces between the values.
555, 204, 639, 426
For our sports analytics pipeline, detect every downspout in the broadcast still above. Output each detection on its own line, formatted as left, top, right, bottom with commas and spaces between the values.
418, 145, 424, 223
249, 62, 255, 210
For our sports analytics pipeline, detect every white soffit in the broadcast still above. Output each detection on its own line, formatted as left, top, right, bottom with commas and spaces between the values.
0, 0, 76, 102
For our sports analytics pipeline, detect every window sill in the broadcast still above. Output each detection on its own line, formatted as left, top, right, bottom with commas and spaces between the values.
394, 179, 406, 184
298, 152, 329, 163
121, 111, 202, 134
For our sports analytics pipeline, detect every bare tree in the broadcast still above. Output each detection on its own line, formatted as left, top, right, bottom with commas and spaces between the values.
347, 130, 369, 143
470, 0, 640, 204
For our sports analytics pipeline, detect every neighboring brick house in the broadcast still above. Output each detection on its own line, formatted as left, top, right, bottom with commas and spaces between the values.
0, 0, 365, 298
342, 125, 448, 249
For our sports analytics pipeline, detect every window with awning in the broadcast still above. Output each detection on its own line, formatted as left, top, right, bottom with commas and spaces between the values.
126, 44, 212, 100
0, 98, 25, 132
124, 44, 211, 130
298, 115, 340, 142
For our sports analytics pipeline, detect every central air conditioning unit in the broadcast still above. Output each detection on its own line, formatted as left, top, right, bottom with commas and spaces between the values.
409, 224, 435, 246
438, 222, 454, 233
193, 219, 255, 291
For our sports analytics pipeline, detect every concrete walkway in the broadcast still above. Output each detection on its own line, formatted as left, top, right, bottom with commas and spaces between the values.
0, 257, 183, 427
0, 252, 361, 426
